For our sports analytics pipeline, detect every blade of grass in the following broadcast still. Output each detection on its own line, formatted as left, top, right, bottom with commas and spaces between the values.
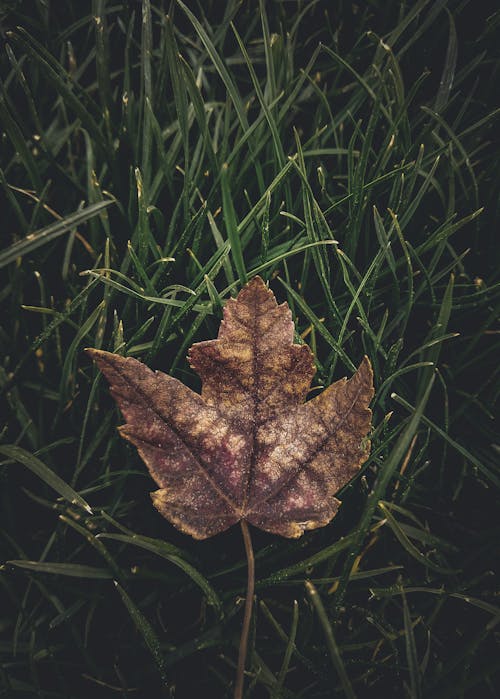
98, 533, 223, 617
221, 162, 247, 284
7, 561, 110, 578
114, 581, 169, 686
274, 600, 299, 698
331, 374, 436, 613
391, 393, 500, 487
0, 444, 93, 514
402, 589, 423, 699
305, 581, 356, 699
378, 502, 458, 575
0, 200, 113, 269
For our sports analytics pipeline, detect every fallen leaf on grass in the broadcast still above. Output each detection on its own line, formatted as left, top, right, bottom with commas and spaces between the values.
87, 277, 373, 539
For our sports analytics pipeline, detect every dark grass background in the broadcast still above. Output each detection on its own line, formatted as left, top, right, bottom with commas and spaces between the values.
0, 1, 499, 697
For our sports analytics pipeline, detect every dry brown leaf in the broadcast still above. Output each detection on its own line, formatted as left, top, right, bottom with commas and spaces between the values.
87, 276, 373, 539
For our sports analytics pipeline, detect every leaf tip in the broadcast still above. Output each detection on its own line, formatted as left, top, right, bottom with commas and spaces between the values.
84, 346, 100, 360
81, 502, 94, 515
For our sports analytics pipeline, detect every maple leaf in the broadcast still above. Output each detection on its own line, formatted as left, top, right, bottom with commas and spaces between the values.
87, 276, 373, 540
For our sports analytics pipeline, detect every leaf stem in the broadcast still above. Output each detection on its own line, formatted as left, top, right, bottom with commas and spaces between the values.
234, 520, 255, 699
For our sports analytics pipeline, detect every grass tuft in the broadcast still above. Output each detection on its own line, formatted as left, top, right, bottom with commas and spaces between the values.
1, 1, 499, 696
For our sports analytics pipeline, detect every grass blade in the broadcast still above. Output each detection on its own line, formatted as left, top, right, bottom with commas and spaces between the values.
114, 581, 169, 686
0, 444, 93, 514
7, 561, 110, 577
99, 533, 223, 617
402, 589, 423, 699
332, 374, 436, 613
0, 200, 113, 269
305, 581, 356, 699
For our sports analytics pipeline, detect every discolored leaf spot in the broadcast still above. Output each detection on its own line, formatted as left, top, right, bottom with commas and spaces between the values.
87, 277, 374, 539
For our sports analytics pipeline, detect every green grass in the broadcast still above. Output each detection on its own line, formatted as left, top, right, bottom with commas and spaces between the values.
1, 1, 499, 697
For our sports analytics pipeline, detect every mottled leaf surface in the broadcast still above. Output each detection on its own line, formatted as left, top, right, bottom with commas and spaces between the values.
87, 277, 373, 539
